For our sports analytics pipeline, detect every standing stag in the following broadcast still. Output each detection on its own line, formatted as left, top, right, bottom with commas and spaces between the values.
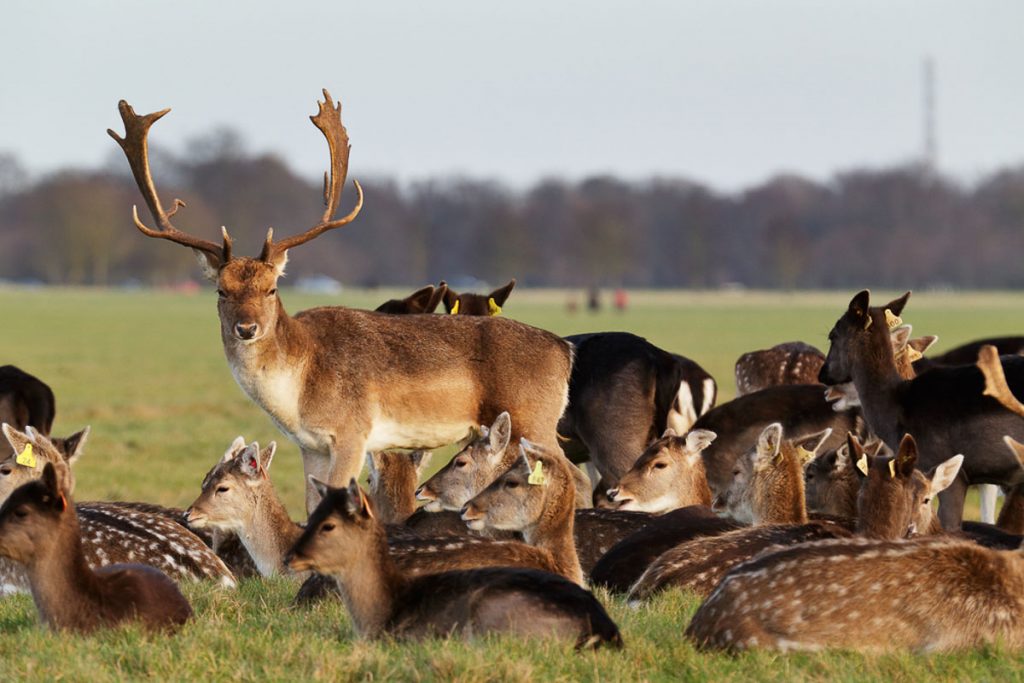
109, 92, 574, 512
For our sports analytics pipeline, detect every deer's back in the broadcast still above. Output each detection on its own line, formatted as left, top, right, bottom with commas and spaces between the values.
92, 563, 193, 631
687, 536, 1024, 653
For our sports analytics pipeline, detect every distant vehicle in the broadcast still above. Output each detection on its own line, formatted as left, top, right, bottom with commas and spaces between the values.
294, 275, 343, 294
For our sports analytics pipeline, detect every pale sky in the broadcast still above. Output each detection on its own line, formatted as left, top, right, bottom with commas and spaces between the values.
2, 0, 1022, 191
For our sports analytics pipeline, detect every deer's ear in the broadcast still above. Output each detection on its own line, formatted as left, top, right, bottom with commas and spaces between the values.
927, 455, 963, 496
489, 279, 516, 307
406, 285, 436, 313
885, 291, 911, 317
685, 429, 716, 453
895, 434, 918, 477
223, 436, 247, 462
489, 412, 511, 454
848, 290, 870, 320
238, 443, 263, 478
754, 423, 783, 467
58, 426, 91, 466
259, 442, 277, 472
194, 250, 223, 282
442, 287, 459, 313
41, 462, 65, 507
308, 475, 331, 506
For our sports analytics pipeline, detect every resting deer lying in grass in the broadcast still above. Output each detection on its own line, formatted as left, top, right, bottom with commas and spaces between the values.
374, 284, 447, 315
189, 437, 564, 588
819, 290, 1024, 529
686, 436, 1024, 653
286, 478, 622, 648
461, 440, 584, 584
0, 366, 55, 458
366, 450, 431, 525
110, 93, 574, 513
626, 423, 853, 601
0, 463, 192, 632
0, 425, 235, 592
734, 342, 824, 396
604, 428, 717, 513
441, 279, 516, 316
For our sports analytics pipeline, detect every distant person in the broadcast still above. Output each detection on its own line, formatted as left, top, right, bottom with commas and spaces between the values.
614, 287, 628, 312
587, 286, 601, 313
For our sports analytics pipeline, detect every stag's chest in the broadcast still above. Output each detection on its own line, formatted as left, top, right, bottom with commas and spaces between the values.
228, 359, 327, 451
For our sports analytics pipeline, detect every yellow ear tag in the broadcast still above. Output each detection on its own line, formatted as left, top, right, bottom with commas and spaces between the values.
450, 300, 460, 315
16, 444, 36, 468
885, 309, 903, 330
527, 461, 546, 486
797, 446, 815, 463
487, 297, 502, 316
888, 460, 897, 478
906, 347, 923, 362
856, 455, 869, 476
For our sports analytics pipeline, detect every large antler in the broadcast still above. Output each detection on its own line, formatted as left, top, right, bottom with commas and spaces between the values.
259, 89, 364, 261
107, 101, 230, 264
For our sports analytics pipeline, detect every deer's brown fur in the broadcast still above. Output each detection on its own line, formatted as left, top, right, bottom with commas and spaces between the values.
366, 450, 431, 525
0, 464, 192, 632
687, 536, 1024, 653
285, 478, 621, 647
374, 285, 447, 315
605, 429, 716, 513
441, 279, 516, 316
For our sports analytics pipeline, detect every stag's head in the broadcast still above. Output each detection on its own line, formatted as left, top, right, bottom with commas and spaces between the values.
819, 290, 911, 385
108, 91, 363, 345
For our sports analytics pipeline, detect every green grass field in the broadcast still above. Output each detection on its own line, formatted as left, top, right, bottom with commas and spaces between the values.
1, 286, 1023, 680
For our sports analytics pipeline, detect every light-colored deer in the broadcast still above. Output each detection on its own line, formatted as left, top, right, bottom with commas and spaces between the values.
604, 429, 717, 513
109, 92, 574, 512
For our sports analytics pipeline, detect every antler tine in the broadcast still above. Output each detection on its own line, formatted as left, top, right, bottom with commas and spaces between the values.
263, 90, 364, 258
108, 100, 226, 260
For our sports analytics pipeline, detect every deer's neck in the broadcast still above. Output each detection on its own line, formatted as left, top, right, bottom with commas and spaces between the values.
523, 490, 583, 585
681, 466, 713, 507
333, 529, 406, 638
850, 328, 905, 446
240, 487, 304, 577
26, 517, 103, 629
223, 301, 311, 381
753, 458, 808, 525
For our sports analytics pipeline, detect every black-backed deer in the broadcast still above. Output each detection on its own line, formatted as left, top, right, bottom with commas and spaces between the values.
605, 429, 717, 513
110, 94, 574, 513
441, 279, 516, 316
0, 366, 55, 458
286, 478, 622, 648
819, 290, 1024, 528
914, 334, 1024, 372
0, 425, 235, 592
734, 342, 824, 396
0, 463, 192, 632
374, 284, 447, 315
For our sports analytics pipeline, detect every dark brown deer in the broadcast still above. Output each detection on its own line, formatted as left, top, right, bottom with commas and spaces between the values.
0, 463, 192, 633
734, 342, 824, 396
0, 425, 236, 592
819, 290, 1024, 529
110, 93, 574, 513
441, 279, 516, 316
285, 478, 622, 648
375, 284, 447, 315
914, 335, 1024, 372
604, 428, 717, 513
0, 366, 55, 457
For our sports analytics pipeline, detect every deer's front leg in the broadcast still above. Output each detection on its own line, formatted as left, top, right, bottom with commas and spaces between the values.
301, 440, 368, 515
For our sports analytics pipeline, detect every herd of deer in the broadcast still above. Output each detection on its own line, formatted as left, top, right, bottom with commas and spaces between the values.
1, 91, 1023, 655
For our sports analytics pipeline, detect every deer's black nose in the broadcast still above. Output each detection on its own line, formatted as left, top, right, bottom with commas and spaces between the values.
235, 322, 260, 340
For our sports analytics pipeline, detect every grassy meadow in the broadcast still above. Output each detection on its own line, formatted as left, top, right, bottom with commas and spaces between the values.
1, 285, 1023, 680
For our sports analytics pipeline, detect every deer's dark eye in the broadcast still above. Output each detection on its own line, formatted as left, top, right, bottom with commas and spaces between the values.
455, 459, 468, 469
216, 486, 229, 494
505, 480, 520, 489
0, 466, 11, 477
653, 462, 668, 470
14, 508, 28, 519
321, 523, 335, 533
217, 289, 227, 298
267, 288, 277, 297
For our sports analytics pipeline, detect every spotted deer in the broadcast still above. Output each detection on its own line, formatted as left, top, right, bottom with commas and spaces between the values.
188, 436, 564, 587
374, 284, 447, 315
441, 279, 516, 316
0, 463, 192, 633
286, 479, 623, 648
819, 290, 1024, 528
625, 424, 853, 602
0, 366, 55, 457
366, 450, 431, 525
734, 342, 824, 396
604, 428, 717, 513
0, 425, 235, 592
110, 93, 574, 513
461, 440, 585, 584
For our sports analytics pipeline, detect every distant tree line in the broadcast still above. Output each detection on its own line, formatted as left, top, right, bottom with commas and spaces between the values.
2, 133, 1023, 289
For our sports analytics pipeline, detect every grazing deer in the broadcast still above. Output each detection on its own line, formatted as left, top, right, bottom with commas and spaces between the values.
366, 450, 431, 525
110, 93, 574, 513
285, 478, 622, 648
0, 425, 235, 592
560, 332, 717, 497
0, 366, 55, 457
604, 428, 717, 513
189, 437, 563, 587
441, 279, 516, 316
692, 384, 860, 497
819, 290, 1024, 529
374, 284, 447, 315
734, 342, 824, 396
0, 463, 192, 632
461, 440, 584, 584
